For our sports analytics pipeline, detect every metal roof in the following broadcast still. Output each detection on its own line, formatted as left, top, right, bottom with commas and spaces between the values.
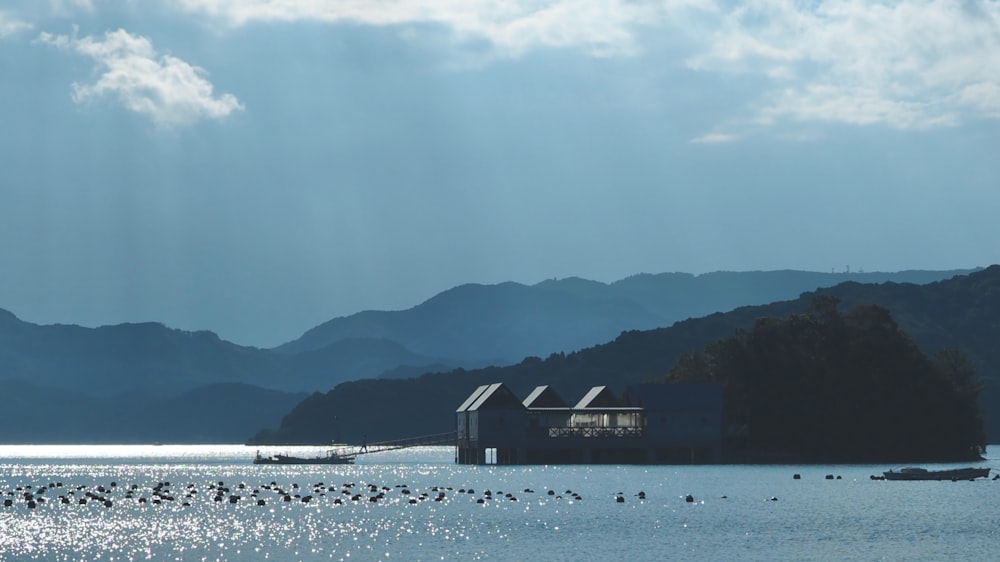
466, 383, 525, 412
456, 384, 491, 413
522, 385, 567, 408
573, 386, 620, 409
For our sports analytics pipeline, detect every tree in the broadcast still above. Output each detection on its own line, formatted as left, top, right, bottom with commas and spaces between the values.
663, 297, 985, 462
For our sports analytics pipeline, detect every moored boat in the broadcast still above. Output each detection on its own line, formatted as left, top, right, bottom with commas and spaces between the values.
254, 450, 354, 465
882, 467, 989, 481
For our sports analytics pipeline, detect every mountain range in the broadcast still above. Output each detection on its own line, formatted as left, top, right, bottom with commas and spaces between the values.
254, 266, 1000, 446
0, 268, 978, 443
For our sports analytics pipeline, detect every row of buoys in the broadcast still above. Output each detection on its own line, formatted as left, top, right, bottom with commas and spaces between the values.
2, 479, 787, 509
1, 479, 612, 509
792, 473, 841, 480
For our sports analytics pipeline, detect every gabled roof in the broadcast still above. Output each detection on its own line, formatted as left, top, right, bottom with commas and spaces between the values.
573, 386, 620, 409
456, 384, 491, 413
523, 385, 567, 408
464, 383, 526, 412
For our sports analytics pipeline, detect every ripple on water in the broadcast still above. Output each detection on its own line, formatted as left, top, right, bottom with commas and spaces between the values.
1, 446, 999, 561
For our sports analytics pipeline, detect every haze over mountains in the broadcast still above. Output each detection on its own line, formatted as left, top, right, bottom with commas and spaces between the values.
0, 268, 979, 443
276, 269, 970, 362
258, 266, 1000, 446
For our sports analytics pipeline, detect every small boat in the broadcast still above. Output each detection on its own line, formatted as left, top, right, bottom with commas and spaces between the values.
882, 467, 990, 481
254, 450, 354, 465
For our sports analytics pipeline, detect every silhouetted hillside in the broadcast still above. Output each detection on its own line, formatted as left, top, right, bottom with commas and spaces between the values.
0, 318, 444, 396
0, 267, 979, 444
255, 267, 1000, 447
667, 297, 984, 462
0, 379, 306, 443
275, 269, 976, 363
274, 280, 663, 362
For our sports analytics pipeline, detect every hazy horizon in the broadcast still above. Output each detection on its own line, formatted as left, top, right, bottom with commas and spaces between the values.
2, 1, 998, 346
0, 265, 985, 348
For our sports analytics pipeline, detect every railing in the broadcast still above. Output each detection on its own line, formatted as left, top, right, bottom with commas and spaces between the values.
547, 426, 644, 438
335, 431, 456, 458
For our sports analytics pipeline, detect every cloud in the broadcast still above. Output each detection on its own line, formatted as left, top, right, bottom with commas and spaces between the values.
687, 0, 1000, 130
36, 28, 244, 127
0, 11, 33, 37
173, 0, 713, 59
174, 1, 1000, 132
689, 132, 738, 145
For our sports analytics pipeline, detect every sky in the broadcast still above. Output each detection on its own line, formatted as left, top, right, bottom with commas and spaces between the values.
1, 0, 998, 348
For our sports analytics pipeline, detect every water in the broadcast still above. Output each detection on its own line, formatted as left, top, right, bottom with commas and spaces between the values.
1, 444, 998, 561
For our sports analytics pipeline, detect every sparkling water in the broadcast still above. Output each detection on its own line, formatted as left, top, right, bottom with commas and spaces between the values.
1, 444, 997, 561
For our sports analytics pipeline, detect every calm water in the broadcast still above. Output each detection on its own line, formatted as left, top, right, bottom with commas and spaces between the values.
1, 444, 998, 561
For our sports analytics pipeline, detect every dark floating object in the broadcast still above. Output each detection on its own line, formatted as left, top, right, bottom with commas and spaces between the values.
685, 495, 695, 503
825, 475, 834, 480
882, 467, 990, 481
253, 451, 353, 465
616, 496, 625, 503
769, 497, 778, 502
792, 474, 801, 480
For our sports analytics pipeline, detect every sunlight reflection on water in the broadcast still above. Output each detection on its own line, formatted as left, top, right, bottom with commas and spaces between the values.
0, 445, 997, 561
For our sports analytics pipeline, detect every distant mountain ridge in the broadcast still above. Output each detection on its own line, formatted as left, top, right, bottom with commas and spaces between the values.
0, 267, 978, 443
255, 266, 1000, 446
276, 269, 976, 362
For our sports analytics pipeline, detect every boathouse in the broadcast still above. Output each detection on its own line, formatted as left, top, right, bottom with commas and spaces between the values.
455, 382, 724, 465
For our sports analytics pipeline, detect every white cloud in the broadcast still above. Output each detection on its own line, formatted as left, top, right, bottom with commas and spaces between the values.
0, 11, 33, 37
173, 0, 712, 59
689, 132, 738, 145
687, 0, 1000, 130
174, 0, 1000, 132
36, 28, 244, 127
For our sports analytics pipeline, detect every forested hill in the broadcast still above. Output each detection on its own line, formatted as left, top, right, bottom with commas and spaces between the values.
666, 297, 984, 462
254, 266, 1000, 447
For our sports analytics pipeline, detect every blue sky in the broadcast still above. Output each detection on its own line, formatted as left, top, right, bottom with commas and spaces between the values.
1, 0, 998, 347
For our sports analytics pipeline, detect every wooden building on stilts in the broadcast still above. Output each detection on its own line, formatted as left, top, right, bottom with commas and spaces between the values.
455, 382, 725, 465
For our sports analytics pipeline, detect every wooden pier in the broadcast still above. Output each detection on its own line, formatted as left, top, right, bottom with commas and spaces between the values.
333, 431, 456, 461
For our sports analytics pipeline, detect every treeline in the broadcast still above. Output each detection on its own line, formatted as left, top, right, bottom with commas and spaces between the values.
254, 266, 1000, 459
666, 296, 984, 462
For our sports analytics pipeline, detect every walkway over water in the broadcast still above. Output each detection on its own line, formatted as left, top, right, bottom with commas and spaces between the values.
334, 432, 456, 461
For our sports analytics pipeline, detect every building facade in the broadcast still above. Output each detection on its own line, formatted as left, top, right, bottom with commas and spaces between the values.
455, 382, 724, 465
